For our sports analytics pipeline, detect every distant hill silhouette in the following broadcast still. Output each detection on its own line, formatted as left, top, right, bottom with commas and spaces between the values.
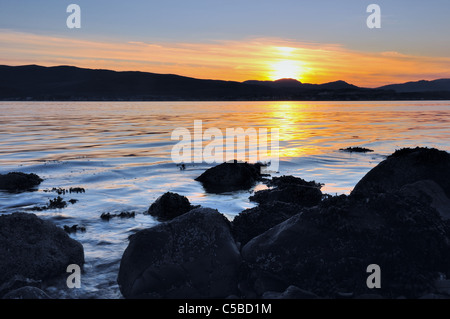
1, 65, 449, 101
243, 79, 358, 90
378, 79, 450, 93
0, 65, 274, 101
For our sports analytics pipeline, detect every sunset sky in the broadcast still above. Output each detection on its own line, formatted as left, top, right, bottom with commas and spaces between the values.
1, 0, 450, 87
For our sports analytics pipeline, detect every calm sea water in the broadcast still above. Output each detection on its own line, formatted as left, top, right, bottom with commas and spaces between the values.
0, 101, 449, 298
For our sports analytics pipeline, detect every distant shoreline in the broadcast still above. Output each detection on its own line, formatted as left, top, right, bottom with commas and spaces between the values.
1, 64, 450, 102
2, 98, 450, 102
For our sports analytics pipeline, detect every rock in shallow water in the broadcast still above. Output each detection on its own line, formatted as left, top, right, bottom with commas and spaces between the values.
2, 286, 50, 299
0, 213, 85, 288
118, 208, 241, 299
0, 172, 43, 192
195, 161, 264, 193
352, 147, 450, 197
339, 147, 374, 153
249, 175, 323, 207
146, 192, 197, 221
398, 180, 450, 220
241, 192, 450, 298
232, 201, 303, 246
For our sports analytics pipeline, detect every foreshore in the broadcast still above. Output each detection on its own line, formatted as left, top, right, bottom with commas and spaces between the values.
1, 146, 450, 299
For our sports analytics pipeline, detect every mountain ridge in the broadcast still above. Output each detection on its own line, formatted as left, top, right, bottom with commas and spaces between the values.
1, 64, 450, 101
378, 79, 450, 93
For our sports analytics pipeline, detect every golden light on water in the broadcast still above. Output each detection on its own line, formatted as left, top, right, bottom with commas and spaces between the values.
265, 102, 320, 158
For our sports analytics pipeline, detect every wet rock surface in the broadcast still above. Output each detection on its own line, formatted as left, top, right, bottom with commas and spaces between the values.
195, 161, 265, 193
0, 172, 43, 192
146, 192, 197, 221
2, 286, 50, 299
249, 176, 323, 207
0, 213, 85, 290
118, 208, 241, 299
242, 185, 450, 298
340, 147, 374, 153
0, 275, 42, 298
262, 286, 319, 299
100, 211, 136, 221
240, 187, 450, 298
399, 180, 450, 220
352, 147, 450, 197
117, 147, 450, 299
232, 201, 303, 246
63, 224, 86, 234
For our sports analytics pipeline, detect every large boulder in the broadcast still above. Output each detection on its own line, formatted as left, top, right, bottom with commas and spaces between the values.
146, 192, 197, 221
0, 172, 43, 192
399, 180, 450, 220
250, 176, 322, 207
352, 147, 450, 197
118, 208, 241, 299
232, 201, 302, 246
241, 193, 450, 298
195, 161, 264, 193
2, 286, 50, 299
0, 213, 85, 289
232, 176, 322, 246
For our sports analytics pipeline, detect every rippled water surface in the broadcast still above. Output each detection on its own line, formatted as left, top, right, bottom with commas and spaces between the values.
0, 101, 449, 298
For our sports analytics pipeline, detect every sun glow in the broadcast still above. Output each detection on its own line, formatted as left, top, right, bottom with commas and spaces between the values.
2, 30, 450, 87
277, 46, 296, 56
269, 60, 305, 81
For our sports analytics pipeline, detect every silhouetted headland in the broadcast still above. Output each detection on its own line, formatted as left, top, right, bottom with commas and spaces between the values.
1, 65, 450, 101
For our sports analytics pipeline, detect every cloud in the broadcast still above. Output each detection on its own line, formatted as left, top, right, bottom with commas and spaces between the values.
1, 30, 450, 87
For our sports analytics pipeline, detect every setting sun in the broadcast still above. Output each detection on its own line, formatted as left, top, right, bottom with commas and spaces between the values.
269, 60, 305, 81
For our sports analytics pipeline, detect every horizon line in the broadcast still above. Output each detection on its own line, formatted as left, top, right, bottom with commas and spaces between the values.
3, 63, 450, 89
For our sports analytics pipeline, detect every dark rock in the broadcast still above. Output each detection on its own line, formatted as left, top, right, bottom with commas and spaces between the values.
267, 175, 323, 189
262, 286, 319, 299
44, 187, 86, 195
0, 172, 42, 192
195, 161, 265, 193
30, 196, 68, 211
100, 213, 112, 221
399, 180, 450, 220
68, 199, 78, 205
101, 211, 135, 221
2, 286, 50, 299
352, 147, 450, 197
63, 225, 86, 234
118, 208, 241, 299
0, 275, 42, 298
340, 147, 374, 153
48, 196, 67, 209
335, 292, 354, 299
0, 213, 85, 287
232, 201, 302, 246
117, 211, 135, 219
69, 187, 85, 194
241, 192, 450, 298
44, 187, 66, 195
249, 176, 322, 207
434, 279, 450, 295
146, 192, 196, 221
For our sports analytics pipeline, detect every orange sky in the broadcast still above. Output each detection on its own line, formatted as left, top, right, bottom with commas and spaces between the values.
1, 30, 450, 88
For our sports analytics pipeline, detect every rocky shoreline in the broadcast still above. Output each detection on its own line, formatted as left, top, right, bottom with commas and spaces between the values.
1, 147, 450, 299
